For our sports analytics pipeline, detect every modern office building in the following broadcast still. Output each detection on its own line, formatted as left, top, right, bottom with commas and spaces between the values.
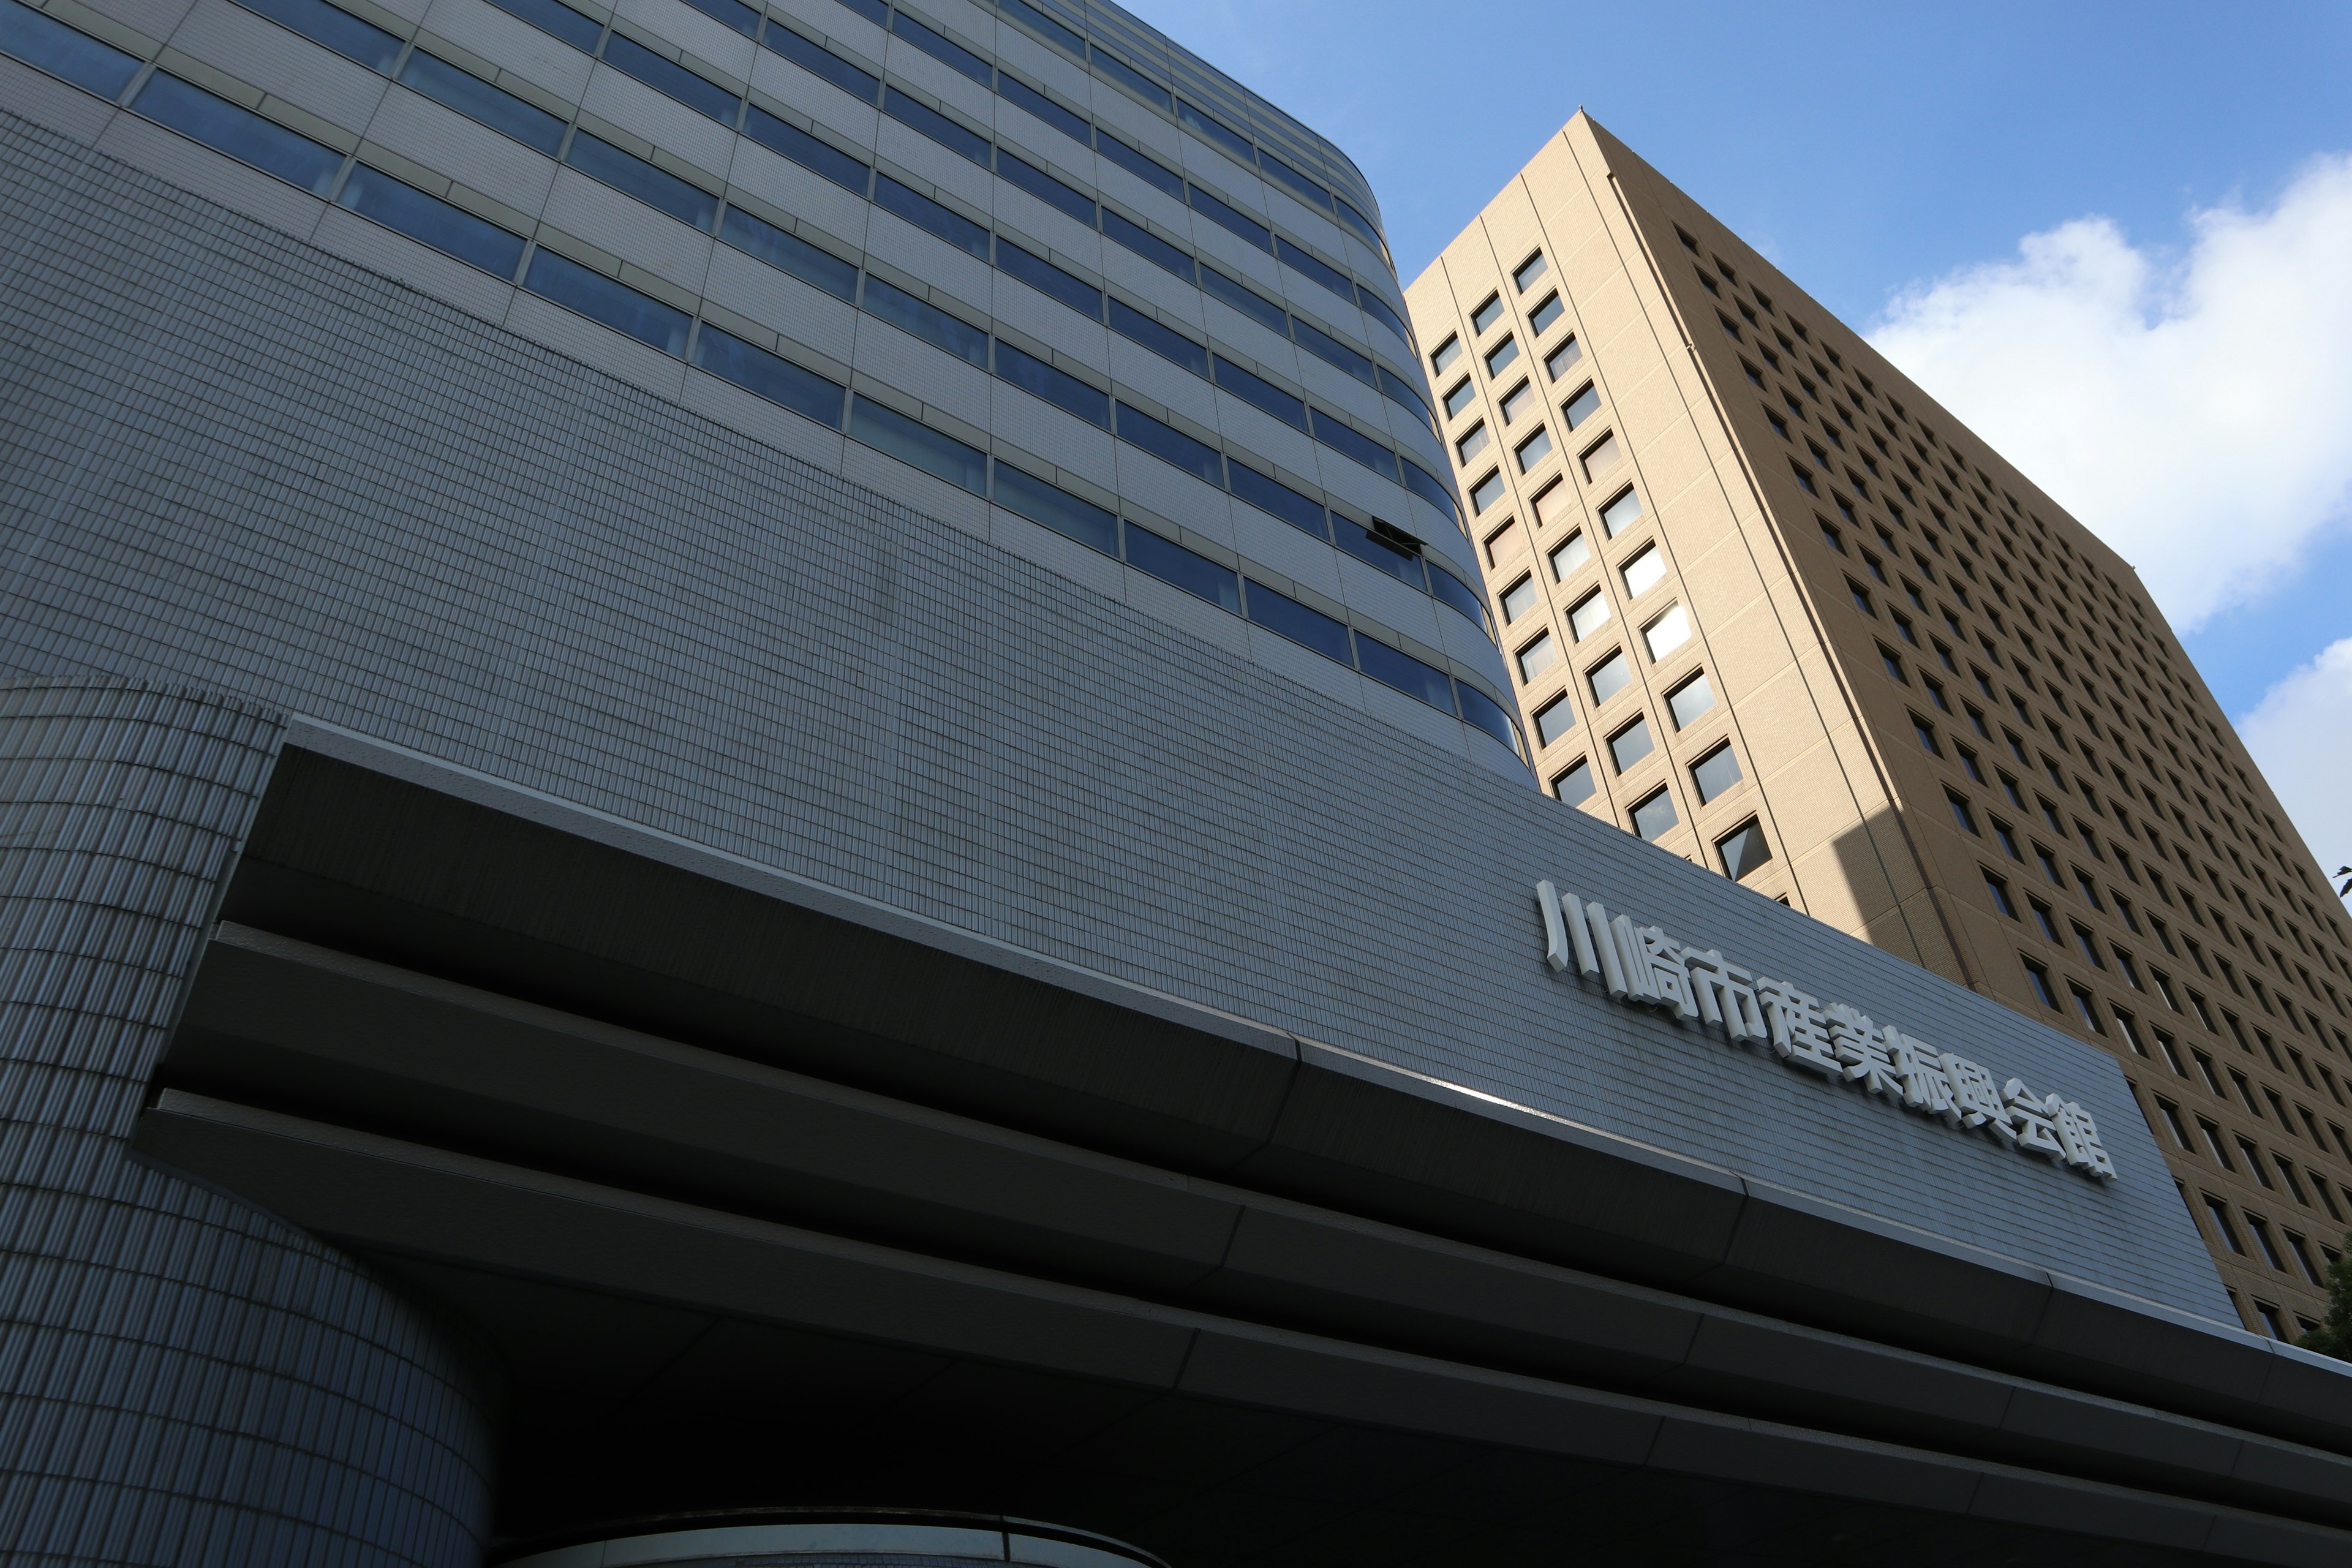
2, 1, 2351, 1563
1406, 111, 2352, 1340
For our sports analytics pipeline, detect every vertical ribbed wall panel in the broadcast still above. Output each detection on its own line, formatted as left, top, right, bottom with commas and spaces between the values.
0, 680, 500, 1568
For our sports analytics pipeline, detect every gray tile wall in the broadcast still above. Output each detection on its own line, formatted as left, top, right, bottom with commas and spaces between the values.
0, 680, 499, 1567
0, 114, 2233, 1324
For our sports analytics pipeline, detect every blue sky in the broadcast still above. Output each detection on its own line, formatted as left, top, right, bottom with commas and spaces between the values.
1123, 0, 2352, 879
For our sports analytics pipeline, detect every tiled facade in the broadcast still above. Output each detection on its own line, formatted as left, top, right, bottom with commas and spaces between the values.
0, 0, 1527, 776
1408, 111, 2352, 1337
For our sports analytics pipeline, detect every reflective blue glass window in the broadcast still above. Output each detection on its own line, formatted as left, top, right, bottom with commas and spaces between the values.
995, 341, 1109, 429
1274, 236, 1351, 302
0, 0, 140, 97
1457, 683, 1525, 758
1227, 463, 1326, 538
744, 107, 870, 193
1211, 355, 1305, 432
336, 164, 525, 275
848, 396, 987, 492
996, 148, 1094, 224
760, 24, 878, 102
883, 85, 987, 164
692, 325, 845, 426
891, 10, 989, 83
1108, 300, 1208, 379
1291, 318, 1373, 386
522, 249, 690, 353
834, 0, 885, 24
484, 0, 601, 50
1115, 402, 1222, 486
680, 0, 757, 35
1427, 567, 1492, 637
1199, 265, 1286, 336
1378, 368, 1436, 432
995, 464, 1117, 553
861, 275, 988, 366
1126, 526, 1239, 611
1310, 410, 1399, 481
565, 132, 718, 231
398, 51, 564, 154
600, 34, 739, 124
998, 0, 1080, 55
1095, 130, 1181, 199
1101, 209, 1194, 283
1358, 638, 1456, 713
1088, 44, 1167, 109
873, 173, 988, 257
1355, 287, 1411, 345
1175, 98, 1251, 164
132, 74, 343, 193
1257, 149, 1332, 211
1243, 579, 1351, 665
720, 207, 858, 299
1188, 184, 1271, 253
238, 0, 401, 71
997, 74, 1087, 144
1331, 516, 1424, 589
995, 238, 1099, 317
1334, 197, 1385, 258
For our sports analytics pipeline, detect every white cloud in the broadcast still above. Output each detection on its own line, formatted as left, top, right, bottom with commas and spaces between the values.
2236, 638, 2352, 886
1867, 155, 2352, 631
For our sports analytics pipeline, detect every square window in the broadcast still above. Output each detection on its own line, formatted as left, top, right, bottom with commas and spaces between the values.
1588, 650, 1632, 704
1630, 786, 1678, 840
1483, 518, 1521, 567
1667, 671, 1716, 729
1912, 716, 1940, 754
1553, 757, 1595, 804
2031, 900, 2059, 941
1621, 545, 1666, 598
1470, 470, 1506, 513
1562, 382, 1602, 429
1948, 791, 1978, 834
1442, 377, 1476, 418
1534, 694, 1577, 747
1580, 431, 1621, 480
1569, 588, 1611, 639
1610, 715, 1654, 772
1849, 579, 1875, 615
1994, 820, 2020, 858
1545, 336, 1583, 382
1485, 336, 1520, 376
1820, 521, 1845, 553
1431, 335, 1461, 372
1985, 870, 2016, 916
1515, 427, 1553, 472
2070, 983, 2105, 1033
1766, 410, 1789, 439
1513, 252, 1548, 292
1456, 422, 1490, 464
1499, 575, 1540, 624
1549, 530, 1590, 580
1599, 487, 1644, 537
1471, 294, 1504, 334
1499, 380, 1534, 423
1528, 292, 1564, 333
1691, 741, 1741, 802
1643, 605, 1690, 660
1717, 818, 1773, 879
1516, 631, 1559, 683
2024, 957, 2059, 1009
1880, 646, 1907, 682
1792, 462, 1817, 494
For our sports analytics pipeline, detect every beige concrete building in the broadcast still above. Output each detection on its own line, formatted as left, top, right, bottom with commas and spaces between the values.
1406, 111, 2352, 1335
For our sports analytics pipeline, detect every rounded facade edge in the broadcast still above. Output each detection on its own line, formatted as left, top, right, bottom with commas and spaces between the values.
0, 678, 504, 1568
495, 1510, 1167, 1568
